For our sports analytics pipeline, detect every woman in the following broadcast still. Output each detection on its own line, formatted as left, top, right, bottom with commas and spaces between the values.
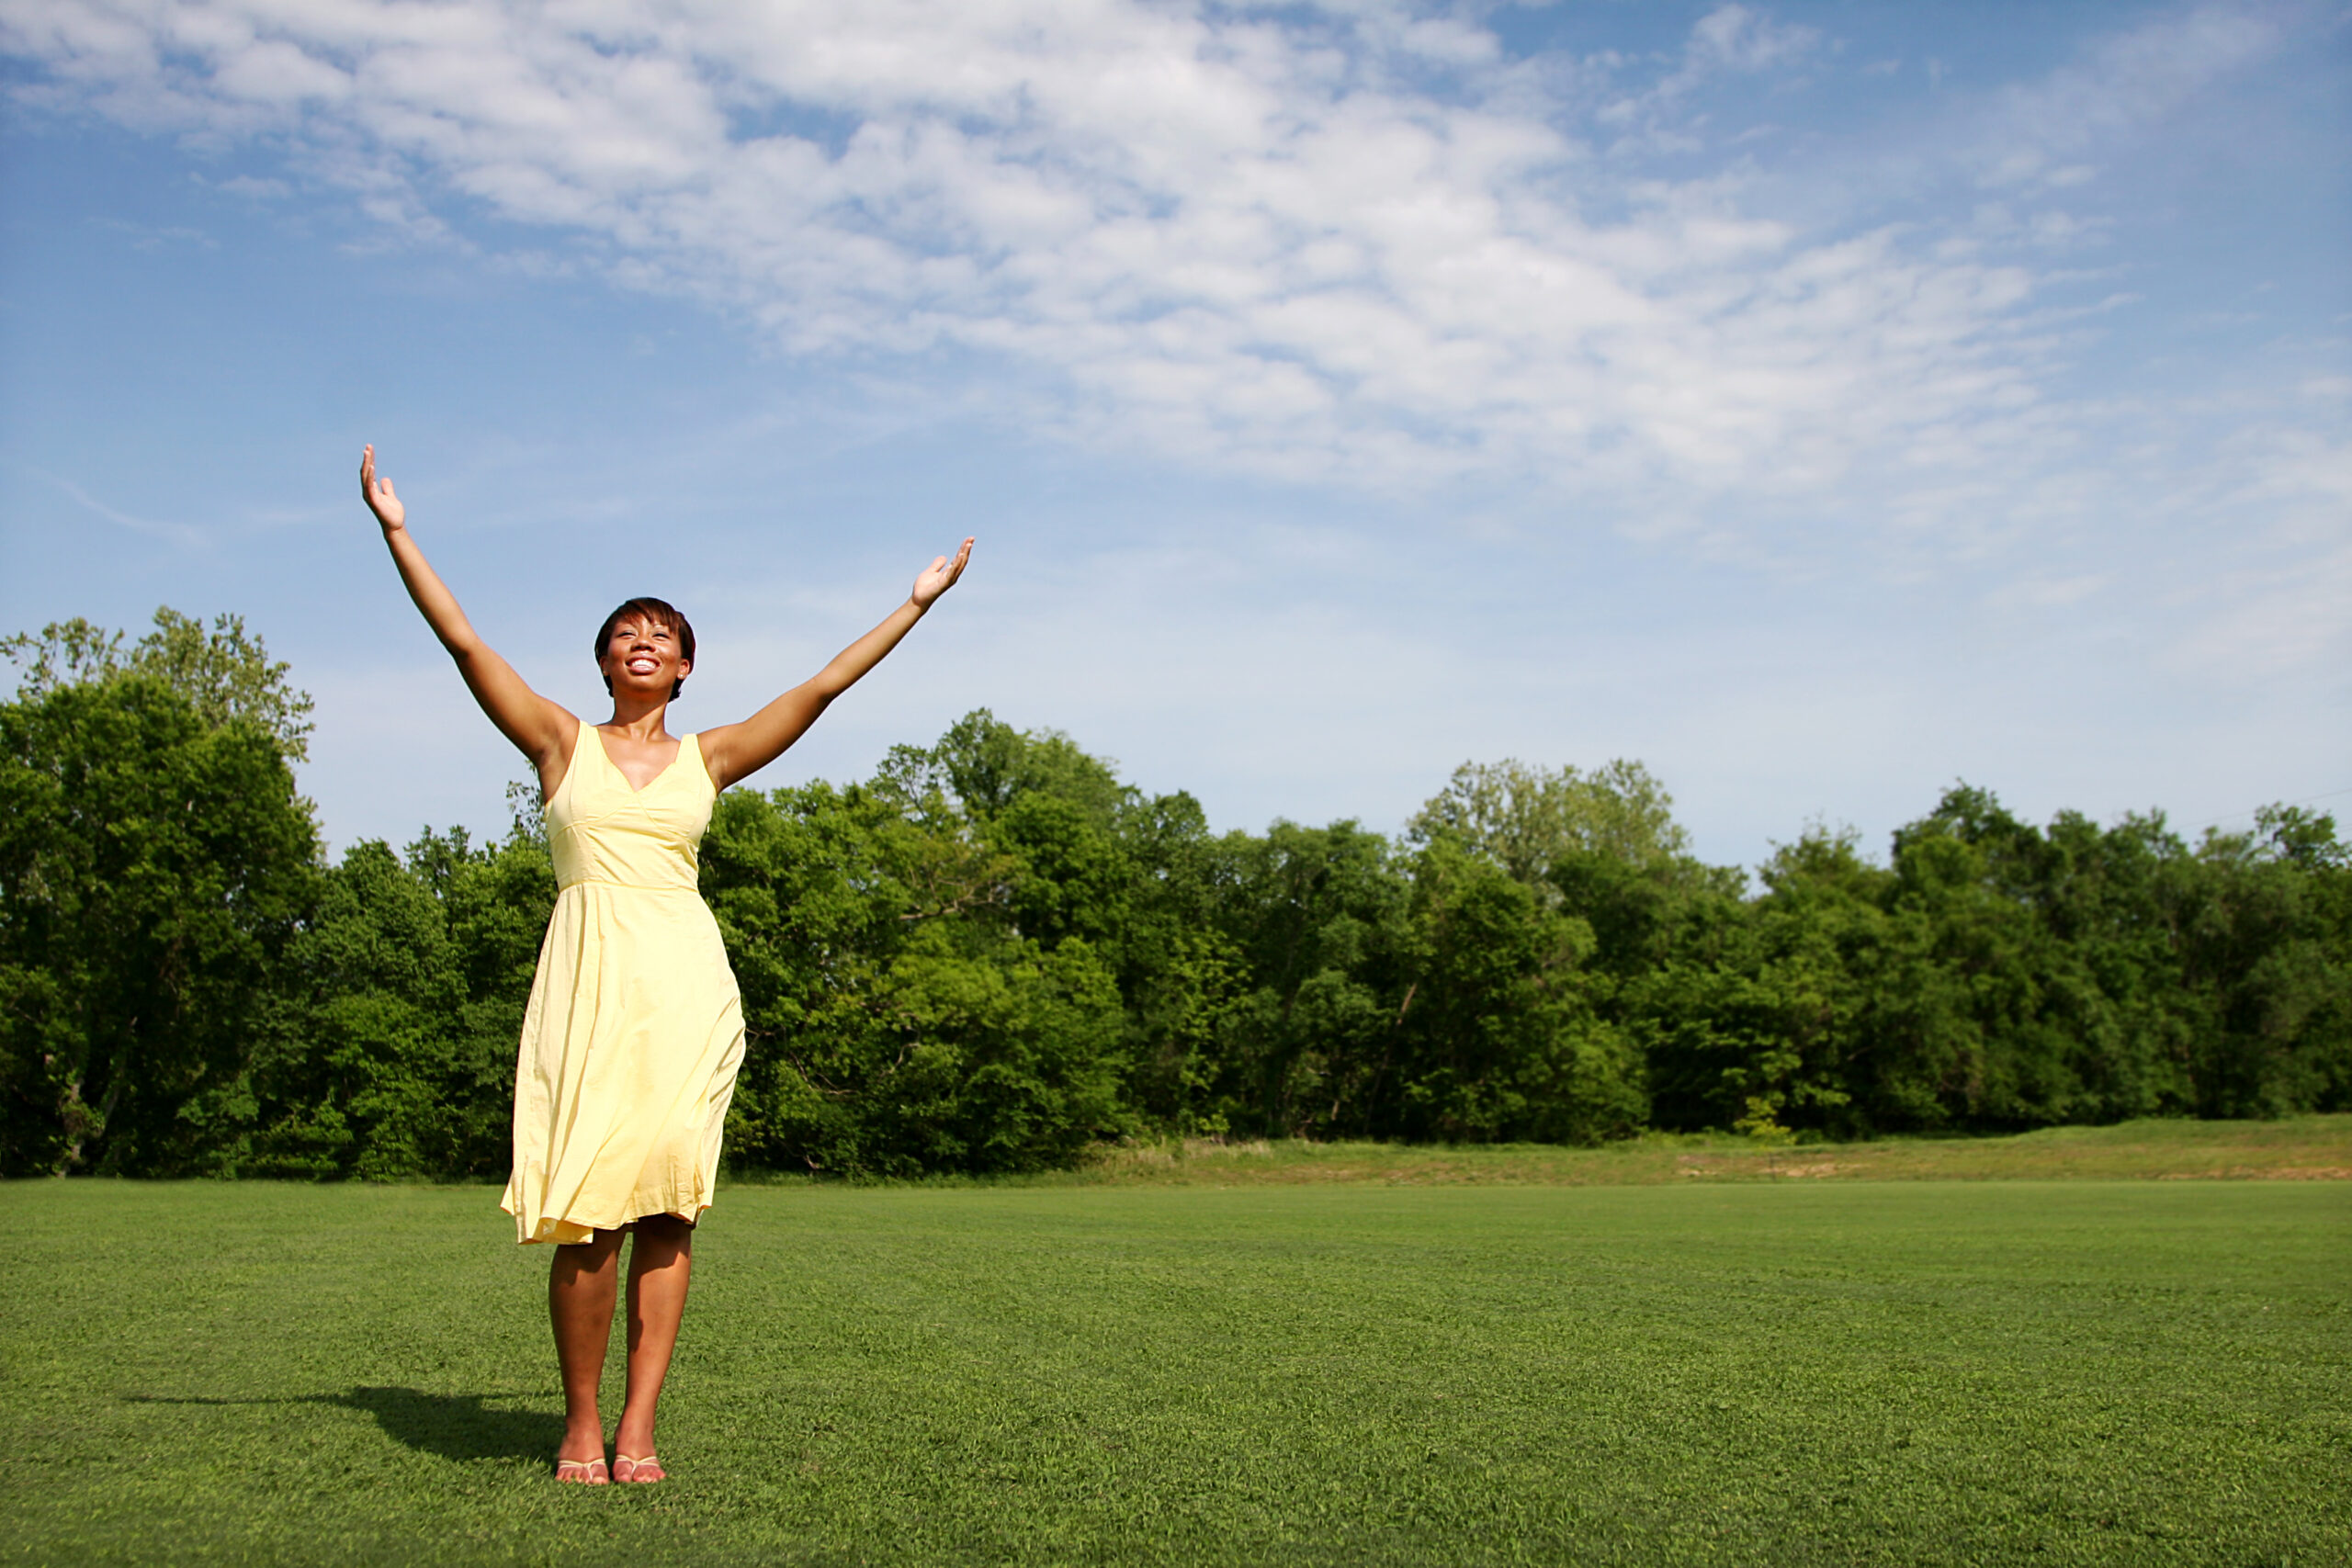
359, 445, 972, 1484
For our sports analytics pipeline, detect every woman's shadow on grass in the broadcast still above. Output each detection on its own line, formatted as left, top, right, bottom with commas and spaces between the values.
323, 1387, 563, 1464
129, 1389, 560, 1465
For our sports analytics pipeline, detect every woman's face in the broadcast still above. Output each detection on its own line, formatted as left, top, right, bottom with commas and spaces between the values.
601, 616, 691, 698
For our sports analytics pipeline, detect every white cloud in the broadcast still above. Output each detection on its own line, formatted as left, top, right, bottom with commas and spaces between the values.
3, 0, 2340, 650
1972, 1, 2283, 191
1687, 3, 1818, 74
211, 171, 291, 197
0, 0, 2087, 513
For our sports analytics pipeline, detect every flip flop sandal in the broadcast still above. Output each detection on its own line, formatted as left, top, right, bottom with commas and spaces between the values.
613, 1452, 667, 1483
555, 1456, 611, 1485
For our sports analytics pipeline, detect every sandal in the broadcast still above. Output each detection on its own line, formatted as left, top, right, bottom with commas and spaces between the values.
613, 1452, 666, 1483
554, 1456, 611, 1485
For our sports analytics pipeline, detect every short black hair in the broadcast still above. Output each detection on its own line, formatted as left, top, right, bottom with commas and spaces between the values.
594, 597, 695, 699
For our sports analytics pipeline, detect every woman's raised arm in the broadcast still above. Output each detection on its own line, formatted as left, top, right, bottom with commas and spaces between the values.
699, 538, 973, 792
361, 445, 576, 780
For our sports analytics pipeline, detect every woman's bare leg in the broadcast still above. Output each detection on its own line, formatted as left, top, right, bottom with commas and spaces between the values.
613, 1213, 694, 1469
549, 1230, 625, 1472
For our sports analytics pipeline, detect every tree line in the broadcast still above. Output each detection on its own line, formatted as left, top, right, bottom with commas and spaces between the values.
3, 610, 2345, 1179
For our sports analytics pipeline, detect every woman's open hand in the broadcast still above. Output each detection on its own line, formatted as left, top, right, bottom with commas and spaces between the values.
360, 445, 406, 533
912, 537, 975, 610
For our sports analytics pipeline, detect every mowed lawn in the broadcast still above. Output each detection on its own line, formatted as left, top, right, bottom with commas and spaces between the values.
5, 1179, 2346, 1566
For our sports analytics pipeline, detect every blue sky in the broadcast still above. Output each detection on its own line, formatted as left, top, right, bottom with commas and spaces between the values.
2, 0, 2346, 870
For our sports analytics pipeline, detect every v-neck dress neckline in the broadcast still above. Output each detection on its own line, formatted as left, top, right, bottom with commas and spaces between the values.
591, 724, 693, 796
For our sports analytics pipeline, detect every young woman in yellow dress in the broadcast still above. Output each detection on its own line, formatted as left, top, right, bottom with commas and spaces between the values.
359, 445, 972, 1484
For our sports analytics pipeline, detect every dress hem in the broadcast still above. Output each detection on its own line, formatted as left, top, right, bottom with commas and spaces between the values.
503, 1191, 714, 1247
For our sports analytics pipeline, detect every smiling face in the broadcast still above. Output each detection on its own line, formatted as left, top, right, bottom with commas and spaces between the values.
593, 596, 696, 703
603, 617, 689, 694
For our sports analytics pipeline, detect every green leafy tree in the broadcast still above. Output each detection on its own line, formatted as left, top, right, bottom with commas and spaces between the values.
1385, 841, 1644, 1143
4, 608, 315, 761
1103, 791, 1253, 1135
247, 825, 553, 1179
1410, 758, 1689, 898
700, 778, 947, 1173
1626, 827, 1878, 1136
0, 671, 316, 1174
867, 711, 1254, 1145
10, 607, 2346, 1179
1204, 819, 1413, 1136
702, 756, 1132, 1177
2177, 808, 2352, 1115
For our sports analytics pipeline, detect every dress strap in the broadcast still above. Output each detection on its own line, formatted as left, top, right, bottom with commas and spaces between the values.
681, 732, 718, 795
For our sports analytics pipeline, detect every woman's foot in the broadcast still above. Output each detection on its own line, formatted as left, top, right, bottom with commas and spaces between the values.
554, 1455, 610, 1485
613, 1452, 666, 1483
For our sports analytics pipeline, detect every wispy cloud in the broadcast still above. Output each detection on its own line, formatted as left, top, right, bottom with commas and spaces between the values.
1, 0, 2337, 619
0, 4, 2161, 512
1972, 2, 2285, 191
12, 463, 209, 547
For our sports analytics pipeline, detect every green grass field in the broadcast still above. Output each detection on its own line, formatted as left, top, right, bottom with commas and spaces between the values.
6, 1148, 2348, 1564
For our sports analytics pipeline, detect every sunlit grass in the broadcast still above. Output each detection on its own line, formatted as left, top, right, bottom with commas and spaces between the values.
6, 1167, 2346, 1565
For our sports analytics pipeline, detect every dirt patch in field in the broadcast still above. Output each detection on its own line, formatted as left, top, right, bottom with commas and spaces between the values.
1055, 1115, 2352, 1188
2158, 1165, 2352, 1181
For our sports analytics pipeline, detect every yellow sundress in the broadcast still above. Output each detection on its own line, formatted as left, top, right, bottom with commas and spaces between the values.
501, 722, 747, 1246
